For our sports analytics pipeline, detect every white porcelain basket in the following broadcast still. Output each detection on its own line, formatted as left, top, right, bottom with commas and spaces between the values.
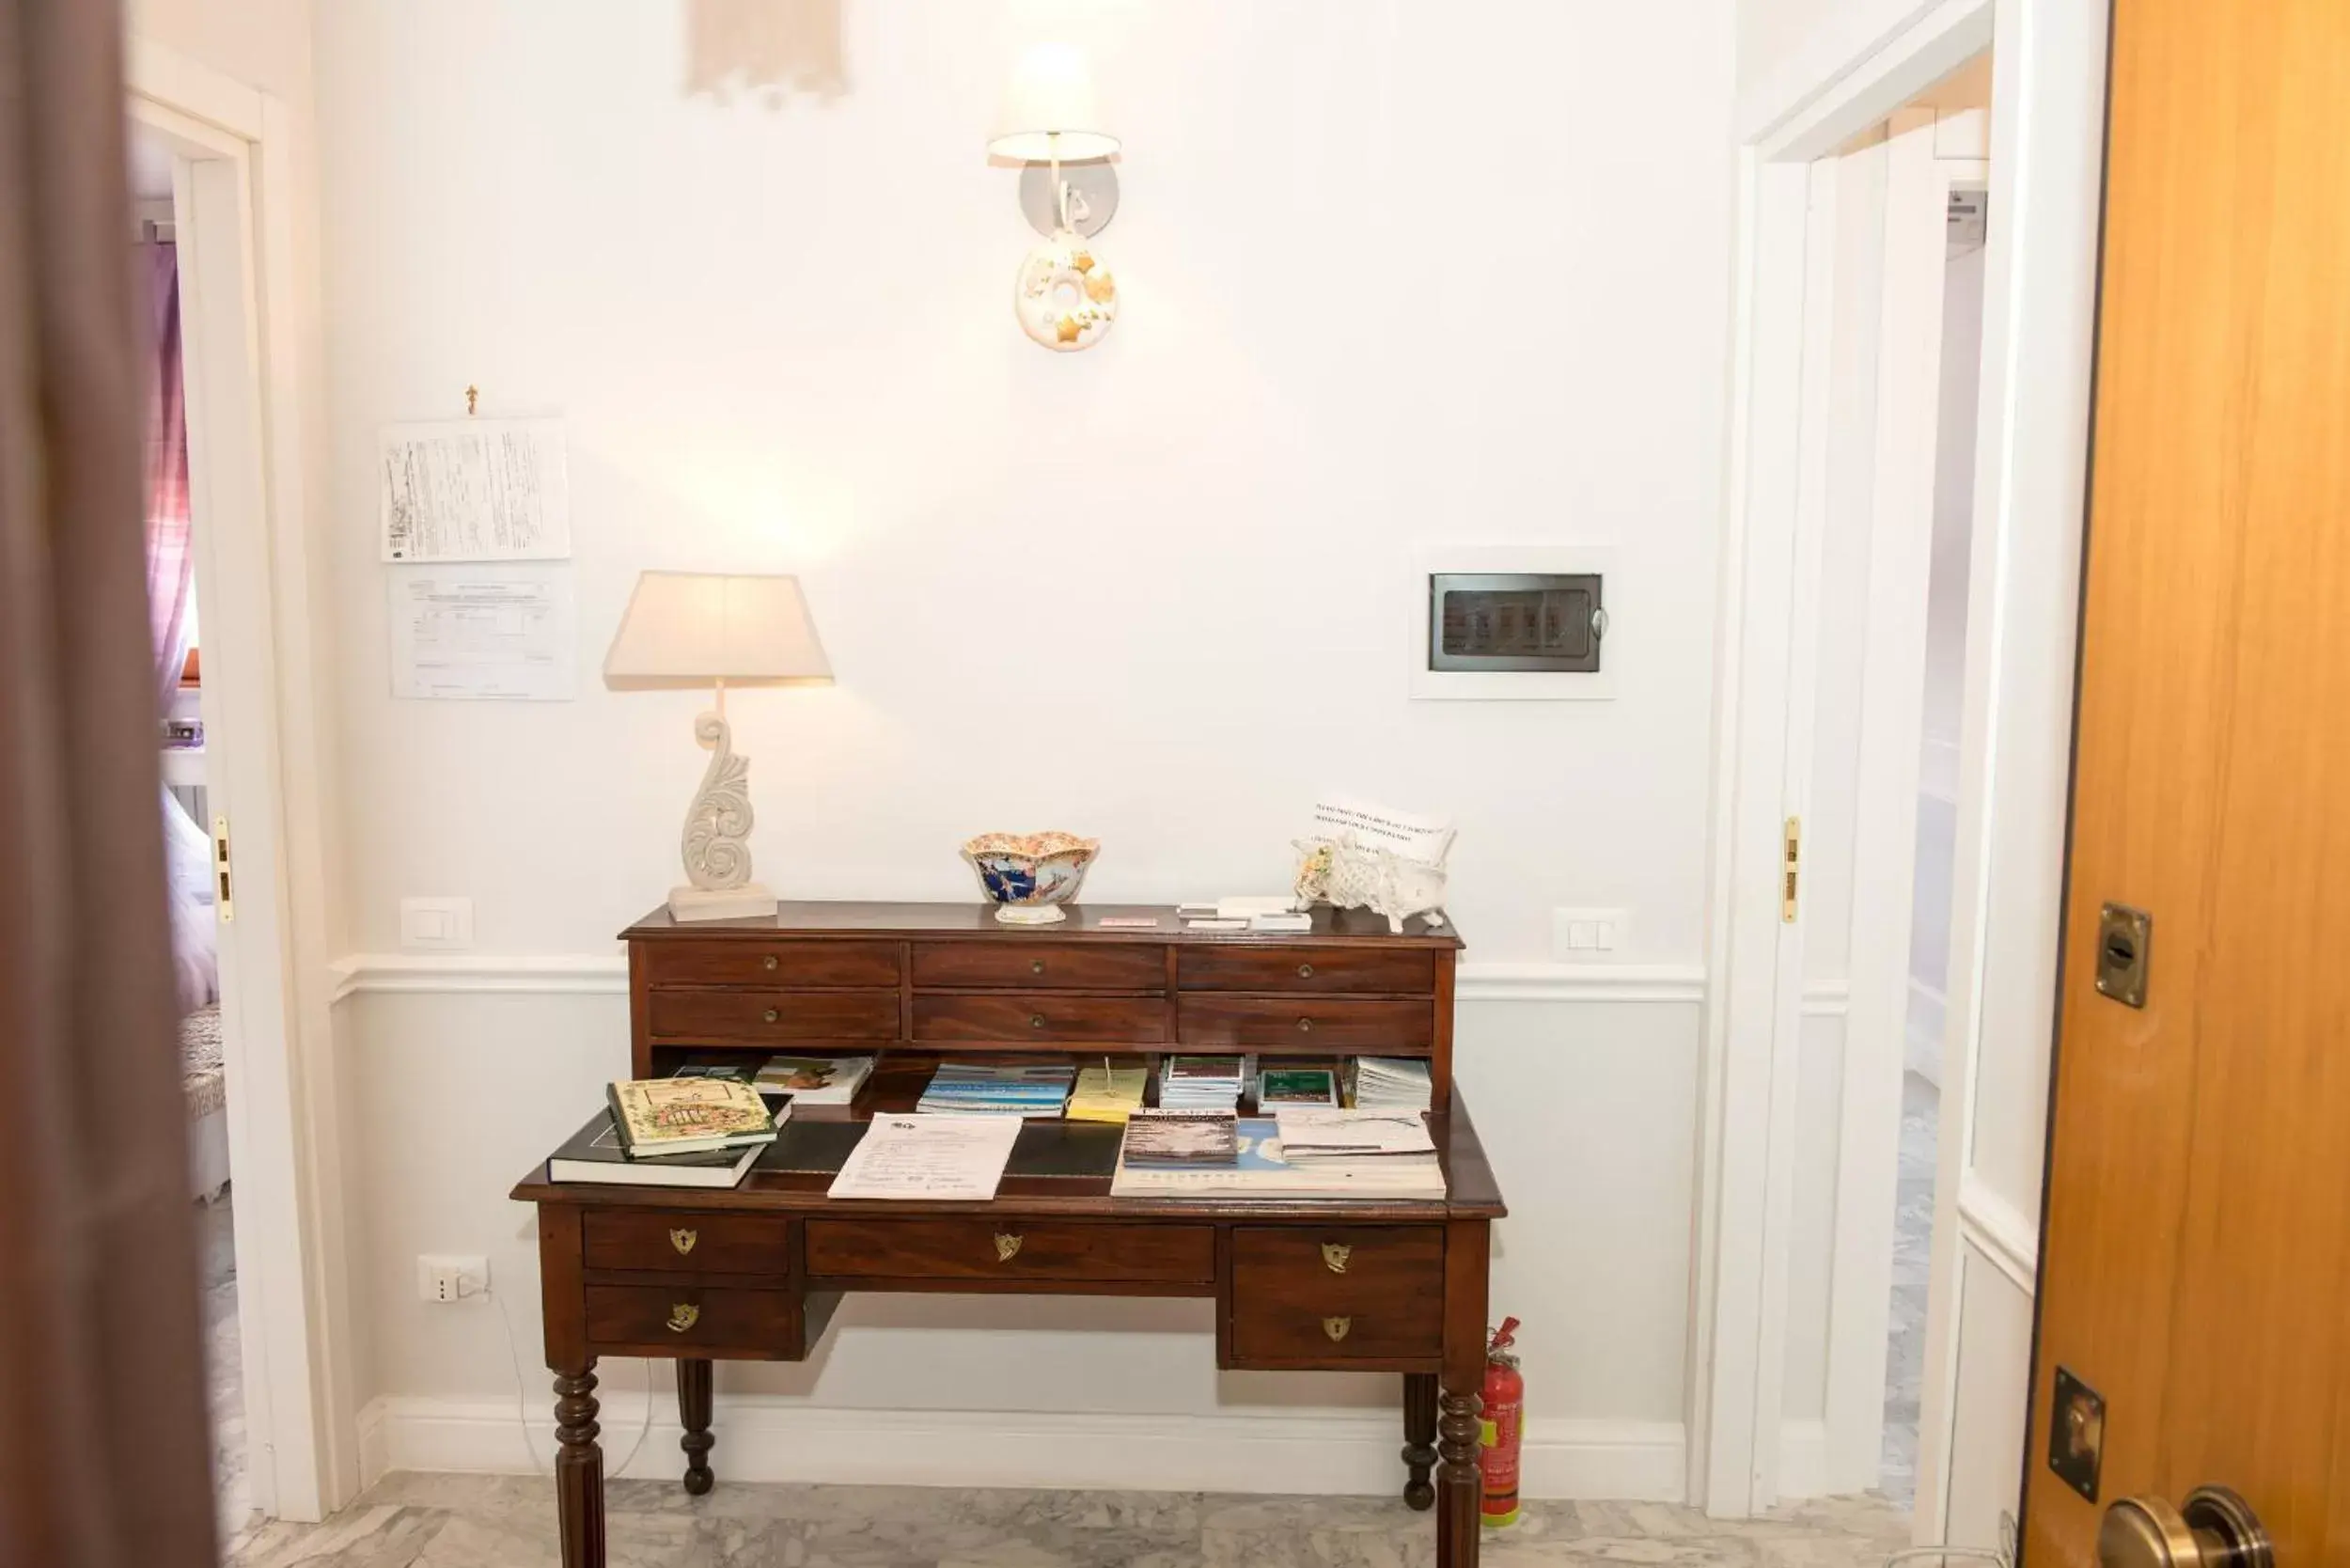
1292, 837, 1449, 933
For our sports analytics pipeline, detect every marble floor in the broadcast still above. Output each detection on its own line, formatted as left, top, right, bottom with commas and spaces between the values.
200, 1186, 258, 1550
225, 1472, 1914, 1568
1879, 1069, 1939, 1504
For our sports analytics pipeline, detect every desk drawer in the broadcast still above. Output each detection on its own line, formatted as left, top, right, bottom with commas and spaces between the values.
1178, 948, 1434, 996
807, 1218, 1214, 1283
584, 1285, 800, 1357
911, 941, 1166, 993
912, 994, 1167, 1045
648, 989, 899, 1044
640, 940, 900, 989
583, 1211, 791, 1277
1229, 1226, 1444, 1363
1178, 996, 1433, 1051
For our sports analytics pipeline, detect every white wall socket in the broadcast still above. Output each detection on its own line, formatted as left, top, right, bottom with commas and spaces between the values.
417, 1253, 490, 1304
400, 896, 474, 950
1551, 906, 1630, 959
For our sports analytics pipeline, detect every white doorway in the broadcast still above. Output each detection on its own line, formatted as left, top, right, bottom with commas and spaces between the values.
127, 40, 356, 1530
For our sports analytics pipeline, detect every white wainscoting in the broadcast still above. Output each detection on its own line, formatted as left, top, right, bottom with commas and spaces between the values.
331, 952, 1706, 1500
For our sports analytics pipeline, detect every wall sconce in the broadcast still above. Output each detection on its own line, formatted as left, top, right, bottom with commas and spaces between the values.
989, 42, 1120, 353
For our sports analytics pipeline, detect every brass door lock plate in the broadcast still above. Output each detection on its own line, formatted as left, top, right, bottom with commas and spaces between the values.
2095, 903, 2153, 1008
2049, 1365, 2107, 1502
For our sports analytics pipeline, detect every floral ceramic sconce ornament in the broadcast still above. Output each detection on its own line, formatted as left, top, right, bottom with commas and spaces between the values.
990, 43, 1120, 353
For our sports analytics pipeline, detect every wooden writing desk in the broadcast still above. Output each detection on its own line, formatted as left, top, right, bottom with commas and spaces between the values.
511, 902, 1507, 1568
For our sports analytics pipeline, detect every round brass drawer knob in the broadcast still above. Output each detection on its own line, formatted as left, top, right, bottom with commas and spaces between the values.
762, 955, 778, 971
1032, 959, 1045, 974
1298, 963, 1315, 979
1296, 1017, 1314, 1032
762, 1008, 779, 1023
1030, 1013, 1047, 1029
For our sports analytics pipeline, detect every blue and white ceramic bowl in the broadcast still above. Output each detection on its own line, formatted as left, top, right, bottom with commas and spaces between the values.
961, 832, 1100, 924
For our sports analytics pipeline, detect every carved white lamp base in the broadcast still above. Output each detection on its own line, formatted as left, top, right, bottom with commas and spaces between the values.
667, 709, 778, 923
669, 882, 778, 922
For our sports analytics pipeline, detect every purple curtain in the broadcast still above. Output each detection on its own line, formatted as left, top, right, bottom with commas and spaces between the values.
145, 238, 194, 712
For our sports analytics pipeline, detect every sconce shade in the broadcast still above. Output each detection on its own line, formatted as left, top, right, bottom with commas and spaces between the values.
603, 572, 832, 687
988, 42, 1120, 162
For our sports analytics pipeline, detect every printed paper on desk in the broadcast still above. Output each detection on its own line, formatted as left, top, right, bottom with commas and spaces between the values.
389, 565, 577, 700
1310, 798, 1455, 863
380, 417, 571, 561
827, 1114, 1026, 1201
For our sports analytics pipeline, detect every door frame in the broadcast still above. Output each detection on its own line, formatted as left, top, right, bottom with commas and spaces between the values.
1691, 0, 2107, 1528
127, 40, 354, 1523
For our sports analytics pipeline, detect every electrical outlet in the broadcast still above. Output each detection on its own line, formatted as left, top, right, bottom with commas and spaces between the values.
416, 1253, 490, 1304
400, 897, 475, 950
1550, 906, 1630, 960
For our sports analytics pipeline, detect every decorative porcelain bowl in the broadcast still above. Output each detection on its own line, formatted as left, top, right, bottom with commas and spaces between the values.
961, 832, 1100, 924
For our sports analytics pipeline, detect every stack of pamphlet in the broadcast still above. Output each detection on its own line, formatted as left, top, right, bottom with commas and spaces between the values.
751, 1054, 875, 1106
1159, 1056, 1244, 1110
916, 1060, 1074, 1118
1111, 1116, 1444, 1200
1067, 1062, 1150, 1124
1255, 1063, 1339, 1108
1347, 1056, 1434, 1111
1273, 1105, 1435, 1159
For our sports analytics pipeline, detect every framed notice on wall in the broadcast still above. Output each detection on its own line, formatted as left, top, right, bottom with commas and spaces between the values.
379, 417, 572, 562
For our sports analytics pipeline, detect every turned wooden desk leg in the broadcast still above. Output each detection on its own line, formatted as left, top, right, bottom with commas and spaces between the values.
677, 1358, 715, 1495
553, 1363, 605, 1568
1436, 1219, 1491, 1568
1402, 1372, 1438, 1511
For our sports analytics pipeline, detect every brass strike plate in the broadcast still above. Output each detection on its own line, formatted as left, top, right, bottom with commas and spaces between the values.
2093, 903, 2152, 1009
2047, 1366, 2106, 1502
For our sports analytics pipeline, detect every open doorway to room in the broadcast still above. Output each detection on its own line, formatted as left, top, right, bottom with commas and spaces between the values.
130, 116, 252, 1544
1770, 48, 1993, 1515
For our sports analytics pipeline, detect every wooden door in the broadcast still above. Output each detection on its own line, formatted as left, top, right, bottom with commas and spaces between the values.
2025, 1, 2350, 1563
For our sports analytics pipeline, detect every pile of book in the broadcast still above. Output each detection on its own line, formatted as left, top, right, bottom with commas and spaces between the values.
549, 1076, 783, 1189
1109, 1106, 1445, 1200
1159, 1055, 1244, 1110
917, 1060, 1074, 1118
1346, 1056, 1433, 1111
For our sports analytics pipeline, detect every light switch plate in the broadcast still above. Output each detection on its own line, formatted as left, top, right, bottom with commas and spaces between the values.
400, 897, 474, 950
1551, 907, 1629, 960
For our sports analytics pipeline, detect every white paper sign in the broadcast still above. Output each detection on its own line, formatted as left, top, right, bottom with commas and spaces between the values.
826, 1115, 1025, 1202
388, 565, 577, 701
380, 417, 571, 561
1309, 798, 1456, 863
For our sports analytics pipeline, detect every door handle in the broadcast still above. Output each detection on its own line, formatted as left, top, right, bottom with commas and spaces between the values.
2099, 1486, 2269, 1568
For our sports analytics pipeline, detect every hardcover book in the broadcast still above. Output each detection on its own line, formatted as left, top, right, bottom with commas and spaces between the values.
606, 1076, 776, 1156
546, 1113, 767, 1188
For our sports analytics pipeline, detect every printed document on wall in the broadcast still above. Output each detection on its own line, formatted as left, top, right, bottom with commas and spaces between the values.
389, 565, 577, 700
380, 417, 571, 561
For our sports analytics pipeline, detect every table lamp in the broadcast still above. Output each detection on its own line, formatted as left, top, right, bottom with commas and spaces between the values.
603, 572, 832, 921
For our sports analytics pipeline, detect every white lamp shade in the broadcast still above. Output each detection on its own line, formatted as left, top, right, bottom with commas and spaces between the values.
603, 572, 832, 687
988, 42, 1120, 162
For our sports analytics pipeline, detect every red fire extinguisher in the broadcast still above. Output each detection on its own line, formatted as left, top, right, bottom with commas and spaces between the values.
1480, 1317, 1524, 1529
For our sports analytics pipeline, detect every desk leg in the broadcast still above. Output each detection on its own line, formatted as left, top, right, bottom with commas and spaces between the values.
1402, 1372, 1437, 1510
553, 1363, 605, 1568
1436, 1219, 1490, 1568
677, 1358, 715, 1495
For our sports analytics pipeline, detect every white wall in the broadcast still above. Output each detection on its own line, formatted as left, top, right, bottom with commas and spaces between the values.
313, 0, 1739, 1497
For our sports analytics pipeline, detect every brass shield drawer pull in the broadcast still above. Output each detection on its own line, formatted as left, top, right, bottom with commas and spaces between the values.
1321, 1242, 1351, 1274
666, 1303, 700, 1333
669, 1228, 697, 1256
995, 1232, 1024, 1262
1323, 1316, 1352, 1343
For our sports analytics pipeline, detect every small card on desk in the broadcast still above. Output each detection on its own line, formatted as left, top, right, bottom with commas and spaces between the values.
826, 1114, 1025, 1201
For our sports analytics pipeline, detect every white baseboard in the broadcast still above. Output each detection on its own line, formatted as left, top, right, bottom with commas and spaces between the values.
356, 1396, 1685, 1503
